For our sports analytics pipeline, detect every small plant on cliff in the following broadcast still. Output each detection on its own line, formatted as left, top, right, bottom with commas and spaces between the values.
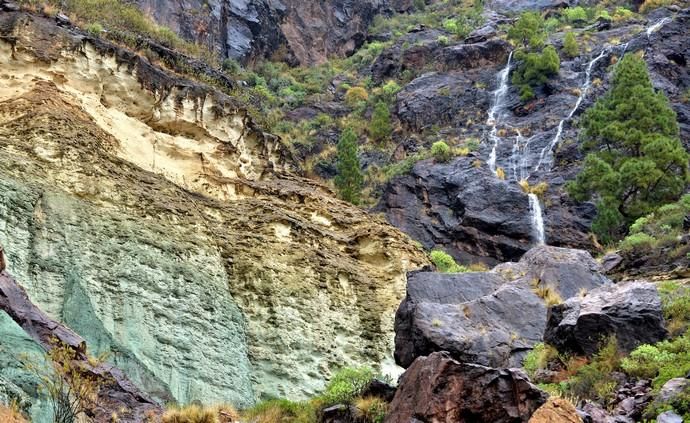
429, 250, 468, 273
22, 340, 108, 423
335, 127, 364, 205
323, 367, 375, 405
508, 12, 546, 50
567, 53, 689, 243
370, 101, 392, 142
512, 45, 560, 101
344, 87, 369, 106
563, 32, 579, 58
354, 397, 388, 423
431, 141, 452, 163
163, 404, 239, 423
621, 330, 690, 390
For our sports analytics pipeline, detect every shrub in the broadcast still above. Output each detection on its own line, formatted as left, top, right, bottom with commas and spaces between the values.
512, 45, 560, 101
619, 232, 656, 252
323, 367, 375, 405
563, 32, 579, 57
381, 80, 401, 99
562, 6, 588, 24
354, 397, 388, 423
430, 250, 468, 273
413, 0, 425, 11
344, 87, 369, 106
658, 281, 690, 336
437, 35, 449, 45
523, 343, 558, 379
621, 331, 690, 390
431, 141, 452, 163
370, 101, 392, 142
612, 7, 635, 22
563, 337, 621, 402
84, 22, 103, 36
241, 399, 317, 423
508, 12, 546, 49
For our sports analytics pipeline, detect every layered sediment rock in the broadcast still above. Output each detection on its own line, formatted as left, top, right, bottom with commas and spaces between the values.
0, 11, 427, 416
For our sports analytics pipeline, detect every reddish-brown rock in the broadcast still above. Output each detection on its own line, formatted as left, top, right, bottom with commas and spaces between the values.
529, 398, 582, 423
385, 352, 548, 423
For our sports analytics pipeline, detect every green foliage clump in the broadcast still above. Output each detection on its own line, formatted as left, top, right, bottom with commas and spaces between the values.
322, 367, 375, 405
561, 6, 588, 24
335, 128, 363, 205
619, 232, 656, 252
84, 22, 103, 36
381, 151, 431, 180
380, 80, 401, 100
429, 250, 468, 273
344, 86, 369, 106
370, 101, 392, 142
658, 281, 690, 336
567, 53, 689, 243
563, 32, 579, 58
643, 385, 690, 422
431, 141, 452, 163
562, 337, 621, 402
621, 331, 690, 390
508, 12, 546, 49
523, 343, 558, 379
512, 45, 560, 101
413, 0, 425, 11
242, 398, 317, 423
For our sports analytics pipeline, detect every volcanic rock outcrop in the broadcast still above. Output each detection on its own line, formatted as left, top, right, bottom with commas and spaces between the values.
385, 351, 548, 423
545, 281, 668, 356
0, 10, 427, 418
394, 245, 610, 369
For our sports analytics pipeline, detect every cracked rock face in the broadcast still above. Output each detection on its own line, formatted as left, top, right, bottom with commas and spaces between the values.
0, 12, 427, 418
394, 246, 610, 369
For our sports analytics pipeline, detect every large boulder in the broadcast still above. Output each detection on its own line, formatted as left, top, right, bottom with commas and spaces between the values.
545, 282, 668, 356
394, 246, 610, 368
385, 352, 548, 423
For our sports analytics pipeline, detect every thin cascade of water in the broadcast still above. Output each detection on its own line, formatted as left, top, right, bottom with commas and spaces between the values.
646, 16, 672, 37
487, 51, 513, 175
528, 193, 546, 245
533, 48, 609, 172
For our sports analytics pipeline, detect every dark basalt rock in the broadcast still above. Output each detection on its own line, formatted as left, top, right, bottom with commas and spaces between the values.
394, 246, 610, 369
385, 352, 548, 423
545, 281, 668, 356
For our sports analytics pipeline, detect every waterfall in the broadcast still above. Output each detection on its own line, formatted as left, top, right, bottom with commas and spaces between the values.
646, 17, 672, 37
533, 47, 609, 172
486, 51, 513, 175
528, 194, 545, 245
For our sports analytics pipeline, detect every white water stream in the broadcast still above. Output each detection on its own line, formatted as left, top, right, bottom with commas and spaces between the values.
483, 16, 674, 246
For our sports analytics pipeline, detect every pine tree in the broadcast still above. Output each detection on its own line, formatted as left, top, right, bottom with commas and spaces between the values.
370, 101, 392, 142
567, 53, 689, 242
563, 32, 579, 58
335, 127, 364, 205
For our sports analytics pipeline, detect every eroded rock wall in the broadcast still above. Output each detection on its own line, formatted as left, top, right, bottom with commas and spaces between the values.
0, 11, 427, 413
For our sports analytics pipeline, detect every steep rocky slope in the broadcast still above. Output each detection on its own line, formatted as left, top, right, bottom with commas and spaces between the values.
135, 0, 421, 65
0, 10, 427, 417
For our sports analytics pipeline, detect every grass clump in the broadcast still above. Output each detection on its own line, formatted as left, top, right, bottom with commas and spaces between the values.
163, 404, 239, 423
354, 397, 388, 423
561, 337, 621, 403
242, 399, 317, 423
431, 141, 452, 163
523, 343, 559, 379
658, 281, 690, 336
430, 250, 468, 273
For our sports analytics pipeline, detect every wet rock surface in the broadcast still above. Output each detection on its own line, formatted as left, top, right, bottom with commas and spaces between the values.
394, 245, 610, 368
545, 281, 668, 356
386, 351, 548, 423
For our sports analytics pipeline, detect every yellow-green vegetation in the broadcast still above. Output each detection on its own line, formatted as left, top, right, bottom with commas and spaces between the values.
431, 141, 452, 163
618, 195, 690, 254
559, 337, 621, 403
518, 180, 549, 197
240, 367, 385, 423
523, 343, 559, 379
163, 404, 239, 423
429, 250, 469, 273
370, 101, 392, 142
658, 280, 690, 336
17, 0, 210, 61
335, 127, 364, 205
345, 87, 370, 106
621, 330, 690, 390
530, 280, 564, 306
563, 32, 579, 58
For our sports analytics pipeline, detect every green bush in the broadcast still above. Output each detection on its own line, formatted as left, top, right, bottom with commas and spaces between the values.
429, 250, 467, 273
85, 22, 103, 36
381, 80, 401, 99
563, 337, 621, 402
523, 343, 558, 379
344, 87, 369, 106
658, 281, 690, 336
370, 101, 392, 142
621, 331, 690, 390
562, 6, 588, 24
563, 32, 579, 58
323, 367, 375, 405
512, 45, 560, 101
431, 141, 452, 163
242, 399, 317, 423
335, 128, 363, 205
619, 232, 656, 252
508, 12, 546, 49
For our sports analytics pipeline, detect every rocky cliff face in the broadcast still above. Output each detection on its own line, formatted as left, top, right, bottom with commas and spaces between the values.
135, 0, 415, 65
0, 11, 427, 417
